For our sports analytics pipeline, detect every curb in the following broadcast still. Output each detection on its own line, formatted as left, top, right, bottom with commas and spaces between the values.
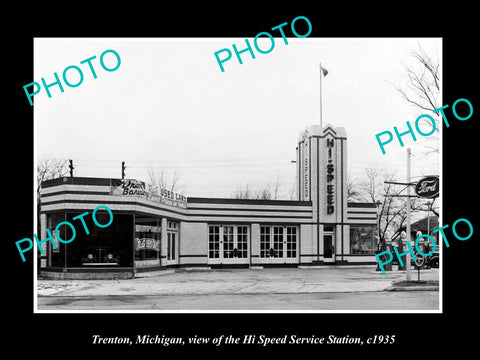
370, 269, 435, 275
384, 285, 439, 291
134, 269, 176, 278
135, 267, 213, 278
300, 265, 376, 269
178, 267, 212, 272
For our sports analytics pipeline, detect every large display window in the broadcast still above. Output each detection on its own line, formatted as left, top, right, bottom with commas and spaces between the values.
350, 225, 376, 255
135, 225, 161, 261
65, 212, 134, 267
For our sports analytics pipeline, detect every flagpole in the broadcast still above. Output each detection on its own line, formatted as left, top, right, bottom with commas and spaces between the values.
319, 62, 323, 130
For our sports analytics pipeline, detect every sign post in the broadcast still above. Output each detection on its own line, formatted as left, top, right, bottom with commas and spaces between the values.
415, 230, 422, 282
406, 148, 411, 282
385, 173, 439, 281
414, 175, 439, 281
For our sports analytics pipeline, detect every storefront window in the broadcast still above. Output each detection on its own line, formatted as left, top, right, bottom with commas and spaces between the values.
286, 226, 297, 258
237, 226, 248, 258
260, 226, 270, 258
208, 225, 249, 260
66, 212, 134, 267
166, 220, 179, 262
135, 225, 161, 261
223, 226, 235, 258
48, 212, 67, 267
209, 225, 220, 258
260, 225, 298, 259
273, 226, 283, 258
350, 226, 376, 254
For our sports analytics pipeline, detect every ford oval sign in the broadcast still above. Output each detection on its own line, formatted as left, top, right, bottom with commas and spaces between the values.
415, 176, 439, 198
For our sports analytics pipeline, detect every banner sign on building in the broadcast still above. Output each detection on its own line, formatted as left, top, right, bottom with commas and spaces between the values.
111, 179, 187, 208
135, 237, 160, 251
135, 224, 161, 233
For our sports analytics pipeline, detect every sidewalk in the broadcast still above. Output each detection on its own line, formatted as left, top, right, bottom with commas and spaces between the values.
36, 266, 440, 297
370, 267, 439, 291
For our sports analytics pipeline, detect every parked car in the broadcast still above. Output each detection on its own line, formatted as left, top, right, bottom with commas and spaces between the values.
81, 246, 120, 265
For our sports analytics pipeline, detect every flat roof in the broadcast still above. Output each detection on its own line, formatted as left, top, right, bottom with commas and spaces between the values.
41, 177, 375, 208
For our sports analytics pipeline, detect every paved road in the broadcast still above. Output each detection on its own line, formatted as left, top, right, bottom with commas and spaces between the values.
37, 267, 439, 311
37, 291, 439, 311
38, 266, 439, 296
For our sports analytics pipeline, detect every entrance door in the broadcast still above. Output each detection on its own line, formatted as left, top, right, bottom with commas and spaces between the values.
208, 225, 249, 265
323, 234, 335, 263
166, 231, 178, 265
272, 226, 284, 260
260, 225, 298, 264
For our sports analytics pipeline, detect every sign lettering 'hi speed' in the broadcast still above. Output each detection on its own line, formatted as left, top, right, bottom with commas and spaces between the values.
414, 176, 439, 198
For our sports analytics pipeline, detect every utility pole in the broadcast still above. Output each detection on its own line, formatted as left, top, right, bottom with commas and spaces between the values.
69, 159, 74, 177
384, 148, 417, 280
121, 161, 126, 180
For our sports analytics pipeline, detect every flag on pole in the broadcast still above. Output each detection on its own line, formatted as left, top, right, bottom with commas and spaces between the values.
319, 63, 327, 129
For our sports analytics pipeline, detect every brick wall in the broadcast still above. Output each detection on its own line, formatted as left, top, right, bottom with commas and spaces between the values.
251, 223, 260, 258
179, 222, 208, 265
300, 223, 313, 264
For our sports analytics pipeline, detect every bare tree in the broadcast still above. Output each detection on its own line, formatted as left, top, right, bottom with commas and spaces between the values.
147, 167, 183, 194
232, 183, 270, 200
232, 182, 277, 200
389, 43, 440, 153
257, 187, 272, 200
37, 157, 69, 234
37, 157, 68, 189
411, 196, 439, 217
232, 183, 253, 199
272, 175, 281, 200
288, 181, 297, 201
346, 174, 361, 202
358, 168, 429, 245
232, 176, 282, 200
37, 157, 68, 197
394, 46, 440, 112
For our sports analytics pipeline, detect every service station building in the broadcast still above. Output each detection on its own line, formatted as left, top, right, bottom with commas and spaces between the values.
38, 124, 378, 279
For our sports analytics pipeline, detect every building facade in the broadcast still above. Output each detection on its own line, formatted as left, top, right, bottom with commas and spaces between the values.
38, 124, 378, 279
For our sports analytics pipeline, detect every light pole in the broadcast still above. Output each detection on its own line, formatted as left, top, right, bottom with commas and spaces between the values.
375, 200, 382, 250
400, 230, 407, 271
405, 148, 412, 281
415, 230, 422, 282
375, 199, 390, 272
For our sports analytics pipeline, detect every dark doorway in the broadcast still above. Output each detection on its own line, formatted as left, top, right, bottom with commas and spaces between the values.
324, 235, 333, 258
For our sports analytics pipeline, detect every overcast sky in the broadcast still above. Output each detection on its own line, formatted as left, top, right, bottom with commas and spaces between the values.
34, 37, 441, 199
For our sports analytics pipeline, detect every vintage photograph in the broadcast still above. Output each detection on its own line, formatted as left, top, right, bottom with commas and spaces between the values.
33, 37, 441, 312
